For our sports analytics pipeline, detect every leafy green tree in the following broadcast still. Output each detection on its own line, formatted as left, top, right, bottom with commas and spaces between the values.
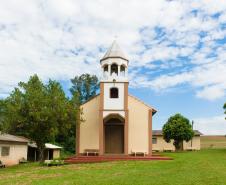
162, 113, 194, 151
47, 79, 80, 154
224, 103, 226, 120
0, 99, 6, 131
70, 74, 99, 104
1, 75, 78, 161
70, 74, 98, 153
46, 80, 78, 153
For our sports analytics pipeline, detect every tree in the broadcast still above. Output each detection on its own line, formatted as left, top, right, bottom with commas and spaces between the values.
70, 74, 99, 104
1, 75, 79, 161
162, 113, 194, 151
224, 102, 226, 120
70, 74, 97, 153
46, 80, 78, 153
0, 99, 6, 131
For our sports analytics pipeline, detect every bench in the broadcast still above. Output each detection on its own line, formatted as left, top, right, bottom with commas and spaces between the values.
0, 160, 5, 168
84, 149, 99, 156
131, 151, 147, 157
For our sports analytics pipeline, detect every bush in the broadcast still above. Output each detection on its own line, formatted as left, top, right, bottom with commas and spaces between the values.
43, 159, 65, 167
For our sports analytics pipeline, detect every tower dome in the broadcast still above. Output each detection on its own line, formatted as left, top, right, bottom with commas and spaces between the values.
100, 40, 128, 62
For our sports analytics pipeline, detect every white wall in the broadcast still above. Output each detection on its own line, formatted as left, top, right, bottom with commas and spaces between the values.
103, 83, 124, 110
152, 136, 175, 151
0, 143, 28, 166
183, 137, 201, 150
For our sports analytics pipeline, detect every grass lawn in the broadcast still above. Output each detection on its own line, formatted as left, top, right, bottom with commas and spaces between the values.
0, 149, 226, 185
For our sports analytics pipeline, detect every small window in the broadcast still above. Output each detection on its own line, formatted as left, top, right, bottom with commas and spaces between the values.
110, 88, 118, 98
152, 138, 157, 144
104, 65, 108, 72
111, 64, 118, 75
120, 65, 125, 72
1, 146, 10, 156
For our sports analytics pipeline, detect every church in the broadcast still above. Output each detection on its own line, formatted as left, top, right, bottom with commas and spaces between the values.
76, 41, 157, 156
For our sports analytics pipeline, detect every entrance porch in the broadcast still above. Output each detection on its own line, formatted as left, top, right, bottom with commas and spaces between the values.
65, 155, 172, 164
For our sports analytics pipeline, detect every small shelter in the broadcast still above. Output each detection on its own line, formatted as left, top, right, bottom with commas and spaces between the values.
28, 142, 62, 161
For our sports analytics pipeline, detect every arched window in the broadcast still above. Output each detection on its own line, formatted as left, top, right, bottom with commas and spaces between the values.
103, 65, 108, 72
120, 65, 125, 72
110, 88, 118, 98
111, 64, 118, 75
120, 65, 125, 76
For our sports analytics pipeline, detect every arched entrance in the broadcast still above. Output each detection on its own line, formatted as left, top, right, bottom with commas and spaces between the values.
104, 115, 124, 154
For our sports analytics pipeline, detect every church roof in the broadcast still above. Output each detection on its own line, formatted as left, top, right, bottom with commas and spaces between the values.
80, 94, 157, 114
128, 94, 157, 114
100, 40, 129, 62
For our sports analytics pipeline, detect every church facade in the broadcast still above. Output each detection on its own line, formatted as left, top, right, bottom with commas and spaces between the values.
77, 41, 157, 156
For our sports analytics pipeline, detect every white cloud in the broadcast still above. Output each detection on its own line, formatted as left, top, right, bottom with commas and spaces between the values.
196, 85, 225, 101
149, 72, 193, 90
193, 115, 226, 135
0, 0, 226, 101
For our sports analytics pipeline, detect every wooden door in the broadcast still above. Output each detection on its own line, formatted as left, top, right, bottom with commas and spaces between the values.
105, 125, 124, 154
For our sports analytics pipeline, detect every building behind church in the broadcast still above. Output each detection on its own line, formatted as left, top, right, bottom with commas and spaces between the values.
0, 133, 62, 166
152, 130, 202, 152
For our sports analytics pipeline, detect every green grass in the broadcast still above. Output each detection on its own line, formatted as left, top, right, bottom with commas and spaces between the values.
0, 149, 226, 185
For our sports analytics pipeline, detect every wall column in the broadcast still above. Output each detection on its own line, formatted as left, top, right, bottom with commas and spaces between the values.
99, 83, 104, 155
76, 110, 80, 156
124, 110, 129, 155
108, 64, 111, 76
99, 110, 103, 155
148, 109, 153, 156
124, 82, 129, 155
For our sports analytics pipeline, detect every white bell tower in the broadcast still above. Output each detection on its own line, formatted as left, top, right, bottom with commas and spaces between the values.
100, 41, 128, 82
99, 40, 129, 155
100, 41, 129, 111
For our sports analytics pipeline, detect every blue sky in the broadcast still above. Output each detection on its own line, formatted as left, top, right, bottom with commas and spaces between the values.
0, 0, 225, 134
